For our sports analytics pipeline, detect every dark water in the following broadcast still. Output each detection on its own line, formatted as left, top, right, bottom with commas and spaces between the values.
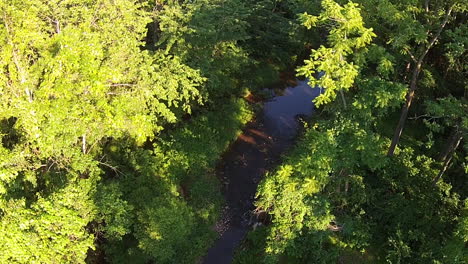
202, 80, 320, 264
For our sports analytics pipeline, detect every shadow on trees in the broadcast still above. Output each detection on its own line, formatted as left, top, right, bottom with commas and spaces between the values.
88, 97, 253, 263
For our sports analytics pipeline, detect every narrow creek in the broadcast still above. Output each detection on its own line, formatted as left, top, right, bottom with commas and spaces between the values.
202, 80, 320, 264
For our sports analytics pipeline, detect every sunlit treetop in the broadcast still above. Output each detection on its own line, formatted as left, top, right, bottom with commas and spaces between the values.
297, 0, 375, 106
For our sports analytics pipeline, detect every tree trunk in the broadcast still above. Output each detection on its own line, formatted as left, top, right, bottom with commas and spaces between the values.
387, 6, 453, 156
339, 89, 347, 109
387, 65, 420, 156
339, 53, 347, 109
337, 168, 349, 194
433, 129, 463, 184
82, 134, 87, 154
438, 128, 463, 162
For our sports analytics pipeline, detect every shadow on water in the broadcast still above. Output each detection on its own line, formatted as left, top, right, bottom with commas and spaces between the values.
202, 80, 320, 264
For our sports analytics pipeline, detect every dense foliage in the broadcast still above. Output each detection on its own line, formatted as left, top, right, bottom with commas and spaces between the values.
237, 0, 467, 263
0, 0, 295, 263
0, 0, 466, 263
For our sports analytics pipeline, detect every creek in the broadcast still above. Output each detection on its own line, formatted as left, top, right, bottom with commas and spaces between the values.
202, 80, 320, 264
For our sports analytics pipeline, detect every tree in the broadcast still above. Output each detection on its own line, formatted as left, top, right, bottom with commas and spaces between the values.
386, 2, 460, 156
155, 0, 252, 100
0, 0, 203, 262
240, 1, 467, 263
424, 96, 467, 183
297, 0, 375, 107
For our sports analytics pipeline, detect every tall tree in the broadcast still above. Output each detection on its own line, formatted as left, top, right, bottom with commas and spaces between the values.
386, 1, 460, 156
0, 0, 203, 262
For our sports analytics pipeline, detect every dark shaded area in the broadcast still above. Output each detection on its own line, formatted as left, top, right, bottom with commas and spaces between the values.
202, 80, 320, 264
0, 117, 20, 150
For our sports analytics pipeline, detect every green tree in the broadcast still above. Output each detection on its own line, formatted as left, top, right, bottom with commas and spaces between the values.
297, 0, 375, 107
242, 0, 467, 263
0, 0, 203, 262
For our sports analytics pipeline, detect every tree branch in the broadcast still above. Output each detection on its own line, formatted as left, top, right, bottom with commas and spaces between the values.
419, 5, 454, 64
404, 47, 417, 63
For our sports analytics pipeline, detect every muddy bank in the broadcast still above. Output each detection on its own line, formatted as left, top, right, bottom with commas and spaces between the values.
202, 80, 320, 264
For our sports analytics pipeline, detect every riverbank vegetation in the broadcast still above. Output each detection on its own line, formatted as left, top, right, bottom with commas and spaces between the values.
0, 0, 296, 263
237, 0, 467, 263
0, 0, 466, 263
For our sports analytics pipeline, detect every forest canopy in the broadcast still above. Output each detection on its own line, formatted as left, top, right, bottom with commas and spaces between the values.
0, 0, 466, 263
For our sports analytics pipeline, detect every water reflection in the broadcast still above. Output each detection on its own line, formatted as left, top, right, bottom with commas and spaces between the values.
263, 80, 320, 139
